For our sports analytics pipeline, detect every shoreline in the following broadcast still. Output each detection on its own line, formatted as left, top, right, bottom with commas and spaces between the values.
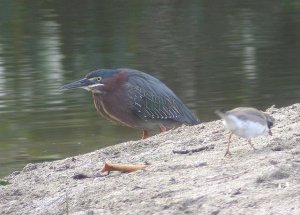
0, 104, 300, 214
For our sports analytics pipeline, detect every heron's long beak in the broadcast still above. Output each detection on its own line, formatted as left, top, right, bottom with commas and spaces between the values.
62, 78, 92, 90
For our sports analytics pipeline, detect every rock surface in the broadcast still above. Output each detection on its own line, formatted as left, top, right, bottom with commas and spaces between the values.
1, 104, 300, 215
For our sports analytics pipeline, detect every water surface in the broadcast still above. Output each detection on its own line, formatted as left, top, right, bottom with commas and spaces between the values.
0, 0, 300, 177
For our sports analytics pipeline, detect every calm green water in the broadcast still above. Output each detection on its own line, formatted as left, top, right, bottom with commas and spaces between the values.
0, 0, 300, 178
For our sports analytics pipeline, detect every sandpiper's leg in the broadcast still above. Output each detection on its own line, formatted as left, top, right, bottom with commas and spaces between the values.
142, 130, 149, 139
228, 132, 233, 142
247, 139, 256, 150
224, 132, 233, 157
159, 124, 167, 133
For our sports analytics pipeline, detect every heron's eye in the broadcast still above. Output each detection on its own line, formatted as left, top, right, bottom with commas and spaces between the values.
96, 77, 102, 82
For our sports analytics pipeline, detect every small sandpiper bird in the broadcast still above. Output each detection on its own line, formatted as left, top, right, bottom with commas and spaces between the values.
215, 107, 274, 156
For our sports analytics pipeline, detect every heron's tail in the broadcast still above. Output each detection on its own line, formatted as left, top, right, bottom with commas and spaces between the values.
182, 110, 200, 125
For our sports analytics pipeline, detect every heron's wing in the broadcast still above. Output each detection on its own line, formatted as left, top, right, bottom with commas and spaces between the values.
127, 85, 182, 121
126, 72, 199, 124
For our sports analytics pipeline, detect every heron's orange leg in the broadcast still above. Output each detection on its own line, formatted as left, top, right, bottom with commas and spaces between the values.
142, 130, 149, 139
159, 124, 167, 133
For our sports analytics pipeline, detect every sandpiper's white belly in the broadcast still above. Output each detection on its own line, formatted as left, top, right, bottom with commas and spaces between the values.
224, 115, 268, 139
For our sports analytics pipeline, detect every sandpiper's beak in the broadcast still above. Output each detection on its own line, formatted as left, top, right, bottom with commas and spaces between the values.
62, 78, 91, 90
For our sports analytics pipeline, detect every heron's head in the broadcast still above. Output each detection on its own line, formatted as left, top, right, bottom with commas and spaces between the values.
62, 69, 121, 94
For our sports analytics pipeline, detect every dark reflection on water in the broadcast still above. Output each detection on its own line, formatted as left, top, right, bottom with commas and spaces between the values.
0, 1, 299, 177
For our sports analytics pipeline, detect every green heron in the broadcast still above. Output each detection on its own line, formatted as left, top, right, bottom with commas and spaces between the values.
62, 68, 200, 139
215, 107, 274, 156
